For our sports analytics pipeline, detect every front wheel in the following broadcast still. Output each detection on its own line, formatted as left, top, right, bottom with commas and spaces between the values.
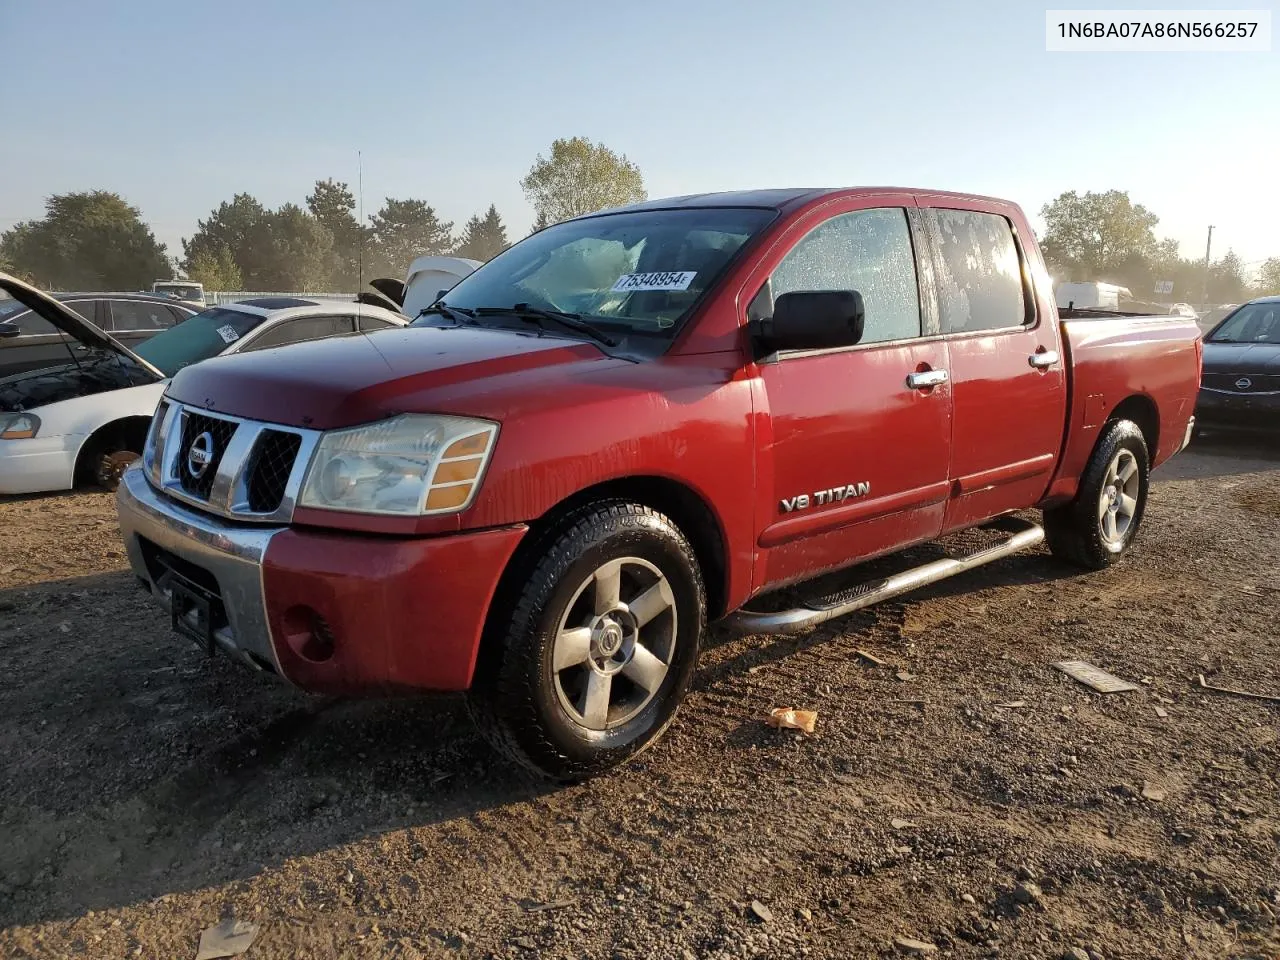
468, 501, 706, 780
1044, 419, 1150, 570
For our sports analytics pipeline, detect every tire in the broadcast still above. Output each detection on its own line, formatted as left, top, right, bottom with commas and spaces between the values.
468, 500, 706, 780
1044, 420, 1150, 570
77, 432, 142, 491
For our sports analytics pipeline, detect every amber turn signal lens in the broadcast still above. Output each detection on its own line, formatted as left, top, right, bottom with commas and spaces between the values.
434, 458, 481, 483
443, 433, 489, 458
425, 485, 471, 510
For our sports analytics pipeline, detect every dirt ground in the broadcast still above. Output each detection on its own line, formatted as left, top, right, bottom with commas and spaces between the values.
1, 436, 1278, 960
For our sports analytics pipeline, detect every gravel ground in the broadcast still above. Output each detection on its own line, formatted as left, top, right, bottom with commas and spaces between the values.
1, 436, 1278, 960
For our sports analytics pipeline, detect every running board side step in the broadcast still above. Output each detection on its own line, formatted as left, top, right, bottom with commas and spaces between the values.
727, 517, 1045, 635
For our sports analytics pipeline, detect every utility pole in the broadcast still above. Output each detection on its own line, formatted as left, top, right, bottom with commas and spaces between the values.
1200, 225, 1214, 308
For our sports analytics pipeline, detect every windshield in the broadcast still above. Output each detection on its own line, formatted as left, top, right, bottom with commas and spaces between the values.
1210, 302, 1280, 344
424, 207, 775, 337
154, 284, 203, 302
133, 307, 264, 376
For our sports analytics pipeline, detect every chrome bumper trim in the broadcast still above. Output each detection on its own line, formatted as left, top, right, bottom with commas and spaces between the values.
1180, 415, 1196, 452
116, 464, 288, 680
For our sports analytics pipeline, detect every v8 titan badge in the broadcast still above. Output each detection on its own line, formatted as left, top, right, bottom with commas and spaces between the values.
781, 482, 871, 513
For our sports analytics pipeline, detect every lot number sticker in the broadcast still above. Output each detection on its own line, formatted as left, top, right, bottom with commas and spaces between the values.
216, 324, 241, 344
611, 271, 697, 293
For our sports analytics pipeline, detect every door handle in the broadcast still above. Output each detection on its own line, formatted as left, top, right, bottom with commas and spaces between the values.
906, 369, 949, 390
1029, 350, 1060, 369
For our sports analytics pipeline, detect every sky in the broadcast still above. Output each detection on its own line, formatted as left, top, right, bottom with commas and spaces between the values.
1, 0, 1277, 277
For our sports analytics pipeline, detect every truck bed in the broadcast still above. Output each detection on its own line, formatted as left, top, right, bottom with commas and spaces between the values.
1043, 312, 1202, 505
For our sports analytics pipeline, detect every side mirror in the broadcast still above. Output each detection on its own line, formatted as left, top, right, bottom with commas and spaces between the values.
0, 320, 19, 339
755, 290, 865, 354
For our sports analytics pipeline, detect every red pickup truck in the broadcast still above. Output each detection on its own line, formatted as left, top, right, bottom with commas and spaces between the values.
36, 187, 1204, 778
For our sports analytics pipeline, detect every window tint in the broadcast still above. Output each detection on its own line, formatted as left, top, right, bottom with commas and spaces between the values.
6, 309, 56, 335
166, 305, 196, 325
65, 300, 98, 326
110, 299, 175, 332
923, 209, 1028, 334
357, 315, 398, 331
771, 208, 921, 345
245, 315, 354, 350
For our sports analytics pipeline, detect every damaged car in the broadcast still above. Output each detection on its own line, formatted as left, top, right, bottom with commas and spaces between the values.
0, 274, 413, 495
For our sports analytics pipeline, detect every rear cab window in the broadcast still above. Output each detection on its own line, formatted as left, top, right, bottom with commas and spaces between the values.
920, 208, 1034, 334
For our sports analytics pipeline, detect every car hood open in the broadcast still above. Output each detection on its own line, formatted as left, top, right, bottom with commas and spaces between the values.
0, 272, 165, 379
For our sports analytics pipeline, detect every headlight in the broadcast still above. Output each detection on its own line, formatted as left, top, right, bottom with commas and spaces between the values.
298, 414, 498, 516
0, 413, 40, 440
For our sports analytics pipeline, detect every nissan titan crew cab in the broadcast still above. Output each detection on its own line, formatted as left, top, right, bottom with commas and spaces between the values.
99, 188, 1201, 779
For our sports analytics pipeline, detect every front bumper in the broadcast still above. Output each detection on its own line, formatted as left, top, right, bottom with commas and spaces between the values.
116, 465, 527, 694
1195, 387, 1280, 432
0, 435, 78, 495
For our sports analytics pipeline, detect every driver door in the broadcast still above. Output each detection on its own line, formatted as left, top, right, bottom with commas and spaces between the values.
752, 197, 953, 590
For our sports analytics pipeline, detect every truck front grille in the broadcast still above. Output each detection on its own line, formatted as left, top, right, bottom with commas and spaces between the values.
144, 401, 321, 524
246, 430, 303, 513
177, 412, 239, 499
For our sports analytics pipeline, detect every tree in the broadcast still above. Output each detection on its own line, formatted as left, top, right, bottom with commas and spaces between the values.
307, 178, 366, 290
185, 244, 242, 290
1039, 190, 1159, 285
1208, 250, 1249, 304
1255, 258, 1280, 297
369, 198, 454, 278
454, 204, 509, 262
183, 194, 334, 291
257, 204, 334, 291
182, 193, 272, 287
520, 137, 646, 227
0, 191, 169, 289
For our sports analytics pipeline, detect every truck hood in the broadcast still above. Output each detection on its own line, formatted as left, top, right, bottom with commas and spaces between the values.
165, 324, 614, 429
0, 272, 165, 379
1202, 341, 1280, 373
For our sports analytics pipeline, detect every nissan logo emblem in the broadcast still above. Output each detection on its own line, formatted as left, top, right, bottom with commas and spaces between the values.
1235, 377, 1253, 391
186, 431, 215, 479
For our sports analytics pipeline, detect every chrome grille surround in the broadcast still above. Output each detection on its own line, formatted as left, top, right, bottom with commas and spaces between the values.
142, 400, 323, 524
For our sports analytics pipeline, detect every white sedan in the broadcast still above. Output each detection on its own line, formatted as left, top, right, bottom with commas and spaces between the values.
0, 279, 412, 495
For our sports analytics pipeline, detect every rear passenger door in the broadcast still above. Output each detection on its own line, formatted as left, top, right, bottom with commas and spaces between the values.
917, 202, 1068, 532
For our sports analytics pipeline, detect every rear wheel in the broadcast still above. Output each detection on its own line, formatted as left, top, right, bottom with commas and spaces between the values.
1044, 420, 1150, 570
468, 501, 705, 780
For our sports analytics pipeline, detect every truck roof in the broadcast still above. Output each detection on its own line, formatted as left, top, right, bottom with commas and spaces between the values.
598, 187, 1018, 217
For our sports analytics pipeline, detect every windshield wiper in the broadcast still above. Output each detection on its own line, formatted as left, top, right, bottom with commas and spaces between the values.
417, 302, 478, 326
473, 303, 618, 347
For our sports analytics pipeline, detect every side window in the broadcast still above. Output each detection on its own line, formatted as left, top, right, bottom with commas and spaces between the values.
771, 208, 921, 345
244, 315, 354, 351
166, 305, 195, 325
66, 300, 98, 326
109, 300, 175, 332
923, 209, 1029, 334
357, 315, 398, 331
9, 310, 57, 335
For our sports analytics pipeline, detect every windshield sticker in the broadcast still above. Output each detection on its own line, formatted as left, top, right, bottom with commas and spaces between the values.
611, 271, 697, 293
216, 324, 240, 344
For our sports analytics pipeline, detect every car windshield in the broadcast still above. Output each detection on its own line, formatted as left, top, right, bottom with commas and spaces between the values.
1210, 302, 1280, 344
133, 307, 264, 376
423, 207, 775, 337
154, 284, 202, 302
